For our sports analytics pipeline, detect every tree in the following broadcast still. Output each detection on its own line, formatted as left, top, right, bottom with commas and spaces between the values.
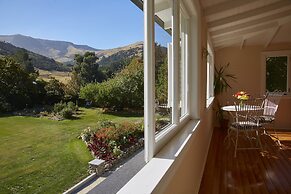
13, 49, 36, 74
0, 56, 39, 111
80, 57, 144, 109
73, 52, 105, 85
64, 71, 81, 101
155, 44, 168, 103
44, 78, 65, 104
156, 58, 168, 103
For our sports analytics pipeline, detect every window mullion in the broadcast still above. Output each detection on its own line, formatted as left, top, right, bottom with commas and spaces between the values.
171, 0, 180, 124
144, 0, 155, 162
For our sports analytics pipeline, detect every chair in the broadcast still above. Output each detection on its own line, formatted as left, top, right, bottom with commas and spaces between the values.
228, 98, 264, 157
259, 92, 283, 146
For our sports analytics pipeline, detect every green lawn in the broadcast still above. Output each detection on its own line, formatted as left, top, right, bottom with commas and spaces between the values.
0, 108, 143, 194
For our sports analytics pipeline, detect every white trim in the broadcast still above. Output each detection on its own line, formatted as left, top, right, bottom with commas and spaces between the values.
155, 115, 191, 154
144, 0, 155, 162
180, 14, 188, 117
186, 19, 191, 115
206, 42, 214, 105
171, 0, 180, 124
167, 43, 173, 108
189, 14, 200, 119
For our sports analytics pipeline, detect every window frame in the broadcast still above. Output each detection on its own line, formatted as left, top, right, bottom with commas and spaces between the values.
261, 50, 291, 94
144, 0, 192, 162
206, 43, 214, 107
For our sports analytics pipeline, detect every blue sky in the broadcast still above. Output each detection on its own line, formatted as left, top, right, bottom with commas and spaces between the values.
0, 0, 171, 49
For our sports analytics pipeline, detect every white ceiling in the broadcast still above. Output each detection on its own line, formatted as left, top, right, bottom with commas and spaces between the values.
133, 0, 291, 50
200, 0, 291, 50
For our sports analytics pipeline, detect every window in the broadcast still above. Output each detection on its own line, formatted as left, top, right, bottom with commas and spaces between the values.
180, 11, 189, 117
266, 56, 288, 92
262, 51, 291, 93
143, 0, 191, 161
153, 1, 189, 134
154, 0, 172, 135
206, 43, 214, 105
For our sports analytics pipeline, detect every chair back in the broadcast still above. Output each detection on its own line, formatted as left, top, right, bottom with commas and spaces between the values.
262, 92, 283, 117
233, 98, 263, 129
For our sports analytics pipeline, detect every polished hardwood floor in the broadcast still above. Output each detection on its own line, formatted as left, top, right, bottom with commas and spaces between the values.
199, 128, 291, 194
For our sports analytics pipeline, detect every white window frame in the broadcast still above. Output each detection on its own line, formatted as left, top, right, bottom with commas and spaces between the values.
180, 10, 189, 117
206, 43, 214, 107
144, 0, 191, 162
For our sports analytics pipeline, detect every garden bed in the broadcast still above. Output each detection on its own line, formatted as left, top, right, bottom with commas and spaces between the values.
80, 121, 144, 174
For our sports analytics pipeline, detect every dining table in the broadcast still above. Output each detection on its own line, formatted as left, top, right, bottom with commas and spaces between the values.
221, 105, 263, 112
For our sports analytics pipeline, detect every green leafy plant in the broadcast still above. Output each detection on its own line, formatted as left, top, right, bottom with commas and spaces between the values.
214, 63, 236, 96
214, 63, 236, 127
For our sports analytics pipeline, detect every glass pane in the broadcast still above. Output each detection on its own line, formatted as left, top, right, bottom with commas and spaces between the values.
266, 56, 287, 92
180, 14, 187, 116
154, 0, 172, 134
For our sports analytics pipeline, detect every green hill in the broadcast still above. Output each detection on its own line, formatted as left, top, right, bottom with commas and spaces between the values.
0, 41, 70, 71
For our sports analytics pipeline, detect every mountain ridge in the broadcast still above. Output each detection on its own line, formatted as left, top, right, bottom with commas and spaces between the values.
0, 41, 70, 71
0, 34, 101, 64
0, 34, 144, 66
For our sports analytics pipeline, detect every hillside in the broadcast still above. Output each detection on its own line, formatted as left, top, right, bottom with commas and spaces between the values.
0, 34, 101, 64
97, 42, 143, 67
0, 41, 70, 71
0, 34, 168, 76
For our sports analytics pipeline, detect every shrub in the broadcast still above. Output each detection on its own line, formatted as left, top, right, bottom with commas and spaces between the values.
80, 127, 94, 142
53, 101, 78, 119
67, 101, 78, 112
60, 107, 73, 119
83, 120, 143, 163
53, 101, 66, 113
0, 97, 12, 112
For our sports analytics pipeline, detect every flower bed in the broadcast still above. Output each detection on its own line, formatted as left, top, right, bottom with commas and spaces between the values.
80, 121, 144, 172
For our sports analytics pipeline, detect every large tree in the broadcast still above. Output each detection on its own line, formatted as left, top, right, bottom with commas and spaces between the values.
0, 57, 39, 111
44, 78, 65, 104
80, 57, 144, 109
73, 52, 105, 85
65, 52, 105, 100
12, 49, 36, 74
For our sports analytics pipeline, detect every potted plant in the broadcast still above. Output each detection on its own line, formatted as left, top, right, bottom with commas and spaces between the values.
214, 63, 236, 128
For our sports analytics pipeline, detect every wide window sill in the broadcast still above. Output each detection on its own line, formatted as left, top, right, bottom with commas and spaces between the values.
117, 119, 200, 194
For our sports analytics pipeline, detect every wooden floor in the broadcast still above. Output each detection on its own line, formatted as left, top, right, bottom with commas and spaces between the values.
199, 128, 291, 194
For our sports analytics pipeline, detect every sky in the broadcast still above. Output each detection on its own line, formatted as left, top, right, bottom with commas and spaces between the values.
0, 0, 171, 49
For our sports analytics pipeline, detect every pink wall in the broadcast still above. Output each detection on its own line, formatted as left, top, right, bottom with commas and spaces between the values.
215, 44, 291, 129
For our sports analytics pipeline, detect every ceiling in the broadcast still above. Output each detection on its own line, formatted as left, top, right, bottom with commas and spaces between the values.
131, 0, 291, 50
200, 0, 291, 50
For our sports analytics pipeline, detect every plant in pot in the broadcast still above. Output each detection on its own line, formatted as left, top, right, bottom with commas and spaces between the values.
214, 63, 236, 129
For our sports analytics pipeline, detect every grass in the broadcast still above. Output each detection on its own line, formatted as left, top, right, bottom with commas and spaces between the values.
37, 69, 71, 84
0, 108, 143, 194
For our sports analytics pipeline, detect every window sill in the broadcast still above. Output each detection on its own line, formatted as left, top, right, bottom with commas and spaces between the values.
117, 119, 200, 194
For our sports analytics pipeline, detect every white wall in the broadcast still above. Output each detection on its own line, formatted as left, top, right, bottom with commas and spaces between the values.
152, 106, 214, 194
